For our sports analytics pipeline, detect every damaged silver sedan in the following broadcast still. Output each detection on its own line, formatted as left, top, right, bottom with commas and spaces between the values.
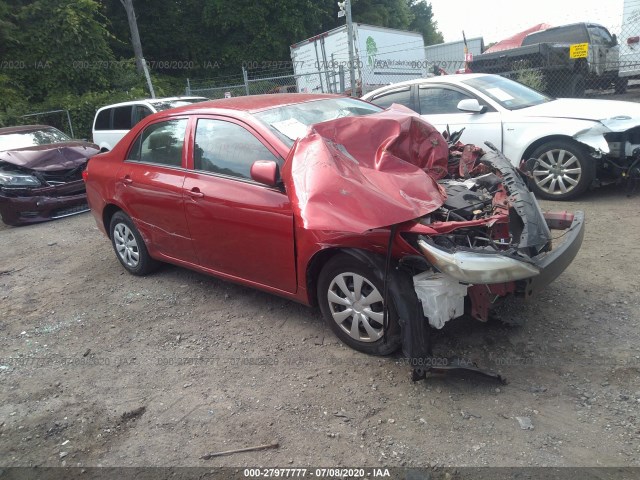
363, 73, 640, 199
0, 125, 99, 226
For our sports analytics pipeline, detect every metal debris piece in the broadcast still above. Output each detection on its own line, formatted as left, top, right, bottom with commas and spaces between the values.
200, 442, 279, 459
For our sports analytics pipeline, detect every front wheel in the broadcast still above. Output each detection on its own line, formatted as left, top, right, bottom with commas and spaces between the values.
317, 254, 401, 355
528, 140, 595, 200
109, 211, 159, 275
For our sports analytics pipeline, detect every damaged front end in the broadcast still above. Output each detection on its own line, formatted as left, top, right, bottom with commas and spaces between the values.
402, 144, 584, 328
0, 144, 97, 226
283, 105, 583, 381
574, 119, 640, 192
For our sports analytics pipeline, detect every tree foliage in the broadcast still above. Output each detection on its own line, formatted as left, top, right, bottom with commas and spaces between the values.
0, 0, 443, 134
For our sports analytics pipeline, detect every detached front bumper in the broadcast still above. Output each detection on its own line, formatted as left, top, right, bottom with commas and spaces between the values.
417, 210, 585, 289
522, 210, 585, 297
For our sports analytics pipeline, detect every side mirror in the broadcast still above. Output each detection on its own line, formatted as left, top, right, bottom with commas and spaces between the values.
611, 33, 618, 46
457, 98, 486, 113
250, 160, 279, 187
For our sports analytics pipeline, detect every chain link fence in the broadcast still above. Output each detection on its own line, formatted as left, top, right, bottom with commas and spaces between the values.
186, 21, 640, 101
185, 43, 431, 99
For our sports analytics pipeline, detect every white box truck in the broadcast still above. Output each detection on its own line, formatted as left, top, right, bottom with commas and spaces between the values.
290, 24, 426, 96
620, 0, 640, 78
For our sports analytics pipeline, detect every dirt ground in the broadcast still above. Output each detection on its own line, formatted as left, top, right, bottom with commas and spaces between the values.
1, 181, 639, 471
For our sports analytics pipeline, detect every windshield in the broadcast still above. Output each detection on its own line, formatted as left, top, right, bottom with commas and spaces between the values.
0, 127, 72, 151
151, 98, 208, 111
462, 75, 553, 110
254, 98, 382, 146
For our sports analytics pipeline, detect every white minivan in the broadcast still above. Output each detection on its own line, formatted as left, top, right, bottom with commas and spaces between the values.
92, 96, 208, 151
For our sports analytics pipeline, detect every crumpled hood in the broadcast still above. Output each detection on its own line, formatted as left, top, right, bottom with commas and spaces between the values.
0, 142, 99, 171
281, 105, 449, 233
524, 98, 640, 130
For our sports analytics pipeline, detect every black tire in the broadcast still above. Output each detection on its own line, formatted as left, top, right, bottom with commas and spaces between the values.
317, 253, 401, 355
568, 73, 586, 98
528, 139, 595, 200
109, 211, 159, 275
615, 77, 628, 94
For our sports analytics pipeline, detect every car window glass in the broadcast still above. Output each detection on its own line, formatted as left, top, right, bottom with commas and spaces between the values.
133, 106, 153, 125
127, 119, 188, 167
95, 109, 111, 130
193, 119, 279, 179
419, 87, 472, 114
371, 88, 413, 110
113, 106, 133, 130
588, 26, 613, 45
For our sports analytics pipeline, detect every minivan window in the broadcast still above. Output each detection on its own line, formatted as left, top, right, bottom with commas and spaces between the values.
94, 109, 110, 130
113, 106, 133, 130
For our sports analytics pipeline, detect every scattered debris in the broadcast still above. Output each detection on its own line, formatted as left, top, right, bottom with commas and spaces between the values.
83, 349, 91, 357
120, 406, 146, 423
334, 412, 351, 422
59, 452, 68, 459
200, 442, 279, 459
461, 410, 482, 420
516, 416, 534, 430
0, 267, 24, 276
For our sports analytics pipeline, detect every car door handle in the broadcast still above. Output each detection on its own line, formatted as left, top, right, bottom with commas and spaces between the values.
186, 187, 204, 198
122, 175, 133, 185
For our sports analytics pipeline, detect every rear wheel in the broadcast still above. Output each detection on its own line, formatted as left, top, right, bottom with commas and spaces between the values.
317, 254, 401, 355
615, 77, 628, 94
109, 211, 159, 275
529, 140, 595, 200
568, 73, 586, 98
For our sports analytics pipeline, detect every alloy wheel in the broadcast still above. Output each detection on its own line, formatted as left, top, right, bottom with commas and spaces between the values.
532, 148, 582, 196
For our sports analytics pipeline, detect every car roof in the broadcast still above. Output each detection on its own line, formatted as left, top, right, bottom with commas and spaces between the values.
362, 73, 492, 97
95, 96, 209, 110
165, 93, 349, 115
0, 125, 58, 135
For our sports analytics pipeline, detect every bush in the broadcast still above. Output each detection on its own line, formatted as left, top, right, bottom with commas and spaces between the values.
512, 60, 546, 93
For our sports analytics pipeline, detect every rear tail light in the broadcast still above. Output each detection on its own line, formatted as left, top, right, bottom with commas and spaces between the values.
627, 36, 639, 45
82, 169, 88, 182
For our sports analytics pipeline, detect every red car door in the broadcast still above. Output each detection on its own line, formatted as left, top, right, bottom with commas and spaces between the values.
182, 116, 297, 293
115, 117, 197, 263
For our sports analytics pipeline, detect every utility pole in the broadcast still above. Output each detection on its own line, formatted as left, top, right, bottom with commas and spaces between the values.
338, 1, 357, 97
121, 0, 155, 98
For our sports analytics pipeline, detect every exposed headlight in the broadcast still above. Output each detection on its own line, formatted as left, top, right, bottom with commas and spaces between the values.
418, 239, 540, 284
0, 172, 41, 187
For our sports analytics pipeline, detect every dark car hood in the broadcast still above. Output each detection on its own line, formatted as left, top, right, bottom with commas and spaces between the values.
0, 141, 100, 171
281, 105, 449, 233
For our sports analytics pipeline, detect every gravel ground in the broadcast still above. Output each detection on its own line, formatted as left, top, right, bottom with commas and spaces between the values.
1, 181, 639, 470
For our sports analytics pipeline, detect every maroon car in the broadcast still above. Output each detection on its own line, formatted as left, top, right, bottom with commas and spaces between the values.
0, 125, 99, 226
84, 94, 584, 374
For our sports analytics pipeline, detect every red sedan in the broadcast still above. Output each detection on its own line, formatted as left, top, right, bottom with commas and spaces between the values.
84, 94, 584, 370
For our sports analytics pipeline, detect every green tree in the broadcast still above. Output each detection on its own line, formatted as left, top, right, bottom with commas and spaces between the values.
351, 0, 413, 30
408, 0, 443, 45
6, 0, 116, 102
